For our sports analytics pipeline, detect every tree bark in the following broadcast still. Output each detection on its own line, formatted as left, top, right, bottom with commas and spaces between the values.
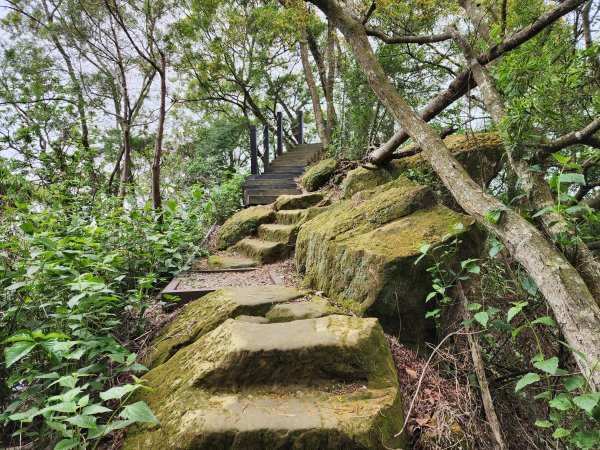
308, 0, 600, 391
152, 52, 166, 212
367, 0, 588, 164
300, 33, 329, 146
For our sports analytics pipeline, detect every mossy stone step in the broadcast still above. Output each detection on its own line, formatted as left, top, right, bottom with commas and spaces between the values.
274, 192, 324, 210
275, 208, 309, 225
234, 237, 288, 263
265, 296, 339, 322
123, 316, 405, 449
145, 286, 306, 368
207, 254, 257, 269
216, 205, 274, 250
258, 223, 298, 244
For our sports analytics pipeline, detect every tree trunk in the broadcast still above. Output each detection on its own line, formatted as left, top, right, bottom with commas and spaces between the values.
300, 34, 328, 146
325, 20, 338, 133
308, 0, 600, 391
152, 52, 166, 212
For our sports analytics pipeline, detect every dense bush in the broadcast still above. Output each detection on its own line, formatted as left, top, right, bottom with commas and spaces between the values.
0, 173, 244, 449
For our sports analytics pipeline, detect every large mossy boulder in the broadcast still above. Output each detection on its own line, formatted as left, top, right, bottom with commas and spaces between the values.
302, 157, 337, 191
123, 316, 406, 450
385, 132, 503, 186
296, 178, 484, 345
145, 286, 306, 368
216, 205, 275, 250
341, 166, 393, 198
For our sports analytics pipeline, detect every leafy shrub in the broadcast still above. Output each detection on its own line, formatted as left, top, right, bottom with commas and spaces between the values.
0, 174, 243, 449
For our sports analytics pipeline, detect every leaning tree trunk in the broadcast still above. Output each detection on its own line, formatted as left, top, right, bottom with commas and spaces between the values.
300, 34, 329, 146
308, 0, 600, 390
452, 25, 600, 307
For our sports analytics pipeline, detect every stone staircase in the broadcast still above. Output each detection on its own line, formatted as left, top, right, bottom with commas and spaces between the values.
230, 193, 326, 264
243, 143, 323, 205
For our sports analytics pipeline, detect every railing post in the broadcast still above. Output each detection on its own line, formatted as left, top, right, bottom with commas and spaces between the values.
262, 123, 269, 170
296, 110, 304, 145
250, 124, 258, 175
276, 111, 283, 156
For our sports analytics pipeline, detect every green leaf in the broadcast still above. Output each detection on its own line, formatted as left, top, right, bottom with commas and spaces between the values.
563, 375, 585, 392
54, 439, 80, 450
99, 384, 139, 401
467, 303, 482, 311
573, 393, 600, 414
82, 404, 112, 415
533, 357, 559, 375
549, 394, 572, 411
515, 372, 541, 392
534, 420, 552, 428
531, 316, 556, 327
20, 222, 36, 234
5, 341, 36, 368
553, 428, 571, 439
521, 276, 538, 296
485, 208, 503, 224
571, 430, 599, 449
65, 414, 97, 429
120, 401, 159, 424
558, 173, 586, 185
473, 312, 489, 328
552, 153, 571, 164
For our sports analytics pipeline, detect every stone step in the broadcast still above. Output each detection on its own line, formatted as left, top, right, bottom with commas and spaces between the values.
207, 254, 257, 270
274, 193, 324, 211
244, 188, 301, 198
275, 208, 309, 225
264, 166, 305, 173
234, 237, 288, 263
246, 173, 299, 180
270, 159, 313, 167
245, 195, 280, 206
123, 316, 404, 450
258, 223, 298, 244
145, 286, 307, 368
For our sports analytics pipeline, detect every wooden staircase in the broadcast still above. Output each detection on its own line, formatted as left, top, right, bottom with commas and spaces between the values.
243, 143, 323, 206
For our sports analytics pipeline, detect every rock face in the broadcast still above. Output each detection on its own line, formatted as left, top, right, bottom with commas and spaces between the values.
125, 315, 405, 450
296, 178, 484, 345
216, 205, 275, 250
145, 286, 306, 368
341, 166, 393, 199
339, 133, 503, 198
302, 157, 338, 191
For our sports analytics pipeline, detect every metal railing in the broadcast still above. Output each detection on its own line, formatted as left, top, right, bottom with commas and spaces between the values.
249, 110, 304, 175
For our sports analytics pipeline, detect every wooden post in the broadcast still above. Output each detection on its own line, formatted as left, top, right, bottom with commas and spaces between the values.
297, 110, 304, 145
262, 123, 269, 169
250, 124, 258, 175
276, 112, 283, 156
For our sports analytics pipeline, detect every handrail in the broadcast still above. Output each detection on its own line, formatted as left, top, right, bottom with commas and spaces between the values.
249, 110, 304, 175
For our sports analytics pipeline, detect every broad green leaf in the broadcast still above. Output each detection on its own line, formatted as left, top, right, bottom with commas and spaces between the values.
20, 222, 35, 234
534, 420, 552, 428
473, 312, 489, 328
65, 414, 97, 429
521, 276, 538, 296
82, 404, 112, 415
515, 372, 540, 392
571, 430, 599, 449
531, 316, 556, 327
99, 384, 139, 401
549, 394, 572, 411
120, 401, 159, 424
558, 173, 585, 185
553, 428, 571, 439
563, 375, 585, 392
573, 393, 600, 414
54, 439, 80, 450
533, 357, 559, 375
5, 341, 36, 368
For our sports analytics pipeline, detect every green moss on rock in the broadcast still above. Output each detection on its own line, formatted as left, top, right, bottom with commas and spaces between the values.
123, 316, 406, 450
216, 205, 275, 250
341, 166, 393, 198
386, 132, 503, 186
207, 255, 257, 269
296, 179, 484, 345
274, 192, 324, 211
302, 158, 338, 191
